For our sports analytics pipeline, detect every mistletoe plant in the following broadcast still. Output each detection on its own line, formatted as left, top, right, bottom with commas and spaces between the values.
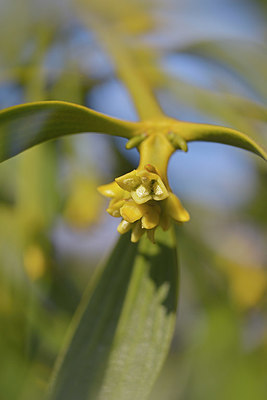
0, 95, 266, 400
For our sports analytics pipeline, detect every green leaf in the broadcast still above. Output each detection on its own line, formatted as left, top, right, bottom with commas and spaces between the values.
47, 227, 178, 400
0, 101, 138, 163
163, 73, 267, 125
178, 121, 267, 160
180, 39, 267, 99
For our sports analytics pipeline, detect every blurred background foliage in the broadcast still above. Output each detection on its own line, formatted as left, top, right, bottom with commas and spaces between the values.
0, 0, 266, 399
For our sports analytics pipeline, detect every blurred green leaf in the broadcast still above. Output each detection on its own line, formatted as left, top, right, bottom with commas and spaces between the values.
47, 228, 178, 400
0, 101, 137, 163
162, 74, 267, 129
179, 39, 267, 100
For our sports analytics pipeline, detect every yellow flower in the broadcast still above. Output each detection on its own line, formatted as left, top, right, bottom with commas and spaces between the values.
98, 164, 190, 243
115, 166, 169, 204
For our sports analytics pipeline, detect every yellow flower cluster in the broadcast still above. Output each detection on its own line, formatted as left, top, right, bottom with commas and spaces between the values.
98, 164, 190, 243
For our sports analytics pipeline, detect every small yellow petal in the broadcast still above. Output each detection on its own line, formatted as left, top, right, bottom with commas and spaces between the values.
152, 179, 169, 201
115, 170, 140, 191
97, 181, 123, 198
109, 198, 125, 208
120, 202, 143, 223
106, 208, 121, 217
117, 219, 132, 234
166, 193, 190, 222
107, 199, 126, 217
141, 204, 160, 229
131, 221, 145, 242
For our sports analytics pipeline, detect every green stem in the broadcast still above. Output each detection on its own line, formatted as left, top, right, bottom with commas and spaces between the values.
91, 23, 164, 120
138, 133, 174, 189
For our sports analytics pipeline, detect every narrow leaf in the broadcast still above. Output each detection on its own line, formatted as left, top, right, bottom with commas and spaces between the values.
47, 228, 178, 400
179, 39, 267, 99
179, 121, 267, 160
0, 101, 138, 162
